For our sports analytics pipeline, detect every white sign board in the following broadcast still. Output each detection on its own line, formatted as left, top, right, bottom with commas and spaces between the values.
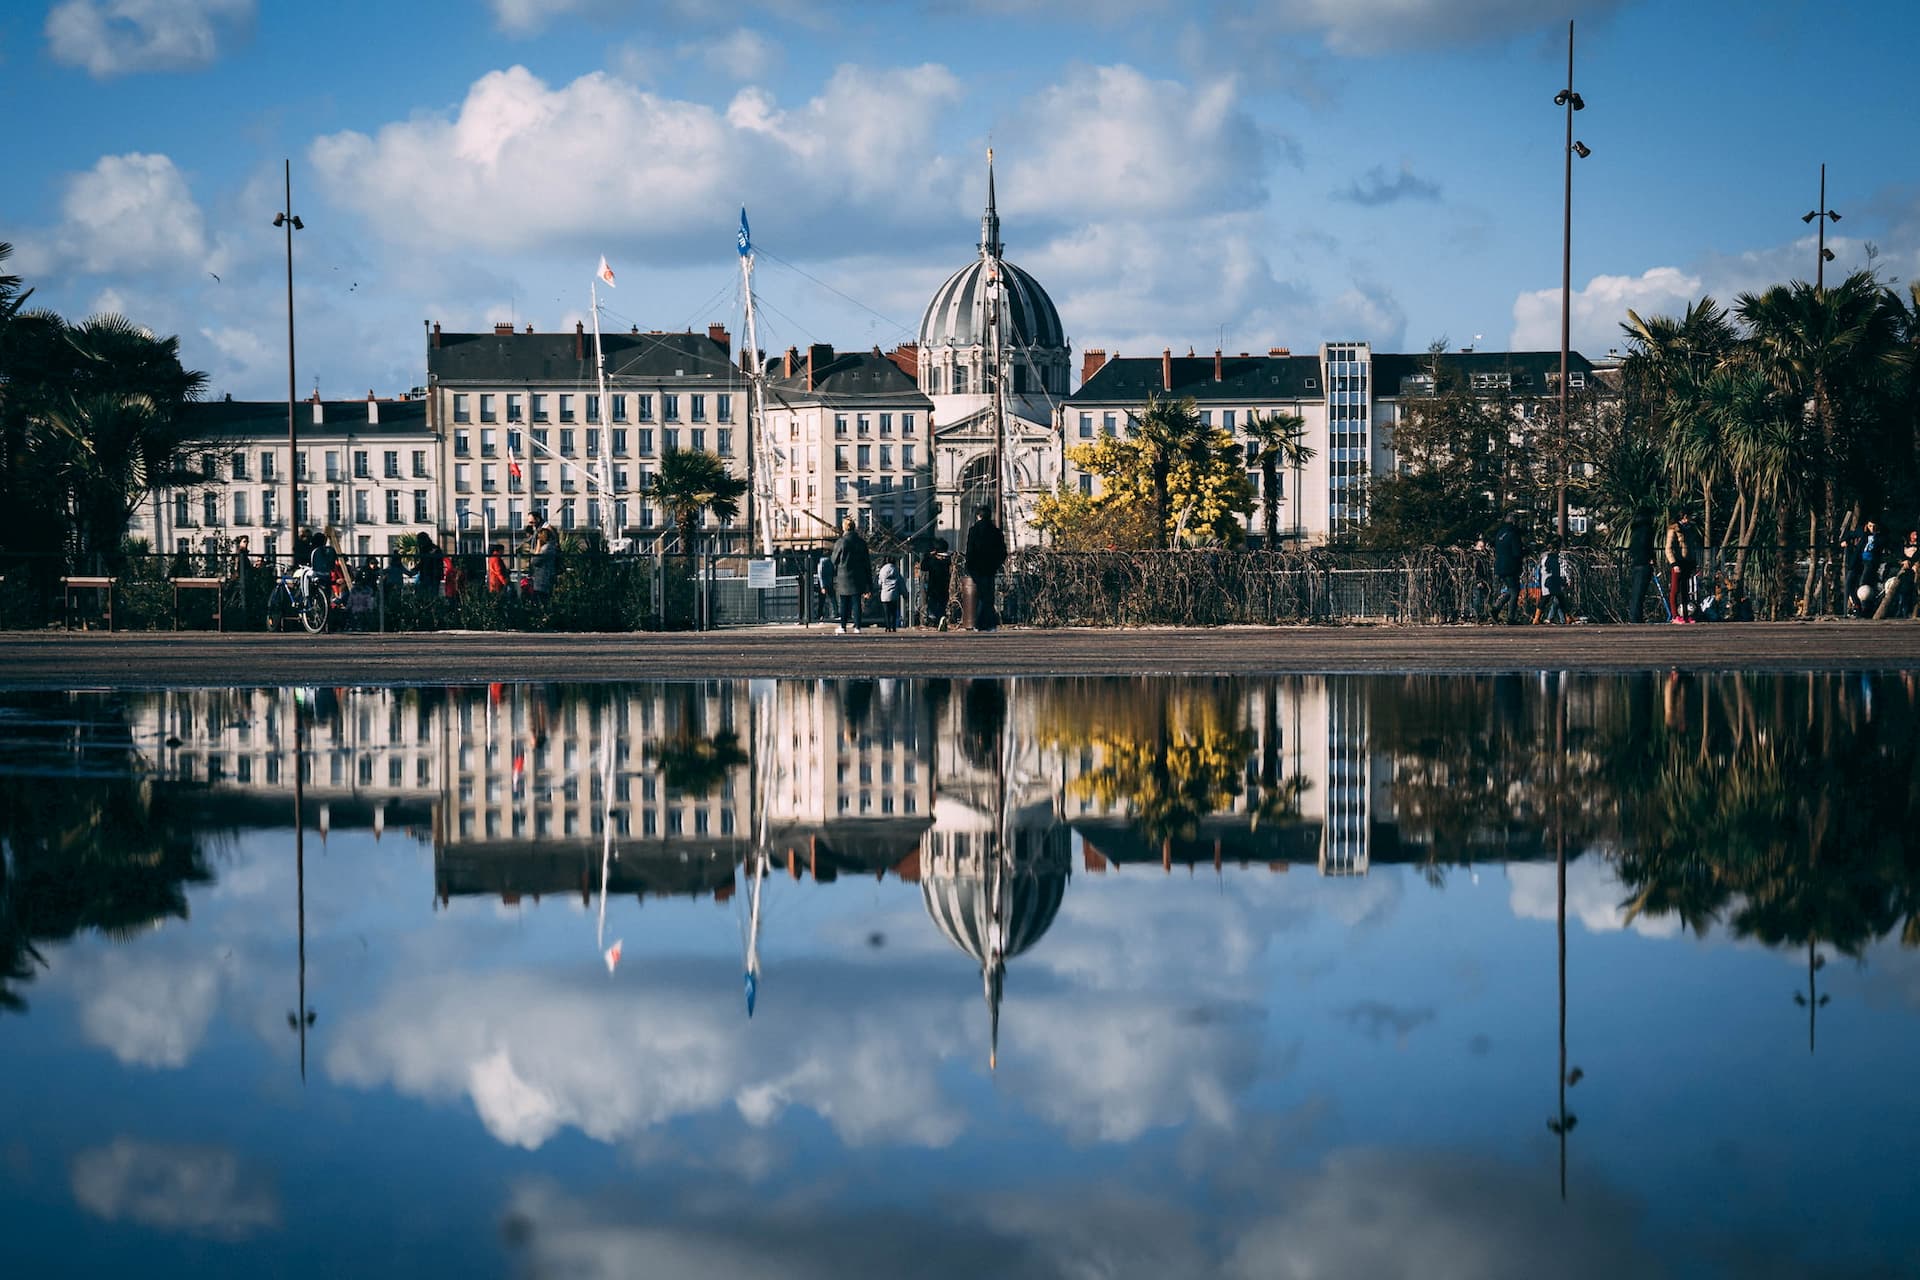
747, 558, 777, 589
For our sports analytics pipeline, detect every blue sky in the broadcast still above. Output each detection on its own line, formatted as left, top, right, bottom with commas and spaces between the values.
5, 0, 1919, 401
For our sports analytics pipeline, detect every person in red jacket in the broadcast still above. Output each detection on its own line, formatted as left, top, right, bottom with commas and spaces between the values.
486, 543, 509, 593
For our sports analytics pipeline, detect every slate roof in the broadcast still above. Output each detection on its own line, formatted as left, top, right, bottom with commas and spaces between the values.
765, 349, 932, 407
428, 329, 740, 385
1071, 353, 1324, 403
1371, 349, 1598, 396
919, 258, 1066, 350
180, 398, 430, 439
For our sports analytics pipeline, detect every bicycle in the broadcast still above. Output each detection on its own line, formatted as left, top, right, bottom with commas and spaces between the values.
266, 564, 332, 634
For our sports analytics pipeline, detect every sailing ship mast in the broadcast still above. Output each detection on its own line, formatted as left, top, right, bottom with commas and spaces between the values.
738, 208, 775, 556
983, 150, 1013, 543
590, 280, 614, 540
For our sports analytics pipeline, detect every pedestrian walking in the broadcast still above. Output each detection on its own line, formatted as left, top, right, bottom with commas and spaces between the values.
965, 504, 1009, 632
415, 531, 445, 596
815, 549, 834, 620
1489, 517, 1523, 624
1538, 545, 1570, 625
918, 538, 954, 630
830, 518, 873, 634
876, 558, 902, 632
486, 543, 509, 594
1626, 511, 1655, 623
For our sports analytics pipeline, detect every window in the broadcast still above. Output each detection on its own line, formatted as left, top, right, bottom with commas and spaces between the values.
532, 428, 548, 452
880, 413, 892, 435
835, 414, 848, 438
856, 444, 871, 469
857, 414, 870, 436
326, 491, 341, 523
690, 394, 706, 422
1079, 474, 1093, 495
454, 393, 470, 422
586, 394, 600, 424
879, 444, 892, 469
901, 444, 915, 469
532, 463, 549, 492
637, 429, 653, 455
612, 429, 628, 455
834, 445, 849, 470
295, 452, 309, 480
1223, 409, 1237, 431
480, 429, 497, 457
662, 394, 679, 421
1200, 410, 1213, 427
482, 464, 497, 492
233, 492, 249, 525
455, 498, 470, 530
662, 429, 679, 452
507, 394, 523, 422
637, 394, 652, 422
411, 450, 428, 478
531, 393, 547, 421
261, 451, 276, 479
559, 430, 575, 456
355, 491, 370, 521
325, 452, 343, 482
953, 366, 968, 394
1102, 412, 1117, 435
716, 428, 732, 455
559, 394, 574, 422
455, 430, 471, 457
1079, 413, 1093, 438
353, 450, 370, 479
455, 463, 471, 492
203, 493, 219, 525
413, 490, 429, 522
717, 393, 732, 422
690, 429, 705, 452
480, 393, 496, 422
586, 429, 599, 457
1569, 371, 1586, 388
901, 413, 915, 436
230, 451, 248, 480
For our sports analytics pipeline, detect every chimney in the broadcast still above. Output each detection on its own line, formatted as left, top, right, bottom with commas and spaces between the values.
784, 346, 800, 378
493, 321, 513, 336
807, 343, 833, 391
1268, 347, 1290, 357
574, 320, 585, 360
311, 401, 323, 425
431, 321, 442, 349
524, 323, 533, 335
366, 392, 379, 425
707, 322, 731, 355
1214, 349, 1223, 382
1161, 348, 1173, 391
1081, 348, 1107, 384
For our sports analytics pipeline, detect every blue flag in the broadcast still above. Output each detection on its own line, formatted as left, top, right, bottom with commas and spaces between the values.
737, 207, 751, 258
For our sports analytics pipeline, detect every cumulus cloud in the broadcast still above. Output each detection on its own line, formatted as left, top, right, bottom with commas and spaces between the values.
45, 0, 253, 78
685, 28, 782, 82
71, 1139, 280, 1240
310, 64, 965, 259
1509, 265, 1704, 357
12, 152, 213, 280
64, 945, 223, 1069
1336, 163, 1442, 207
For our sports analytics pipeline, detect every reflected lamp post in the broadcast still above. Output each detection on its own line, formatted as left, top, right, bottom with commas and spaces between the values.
1553, 20, 1591, 542
274, 161, 305, 557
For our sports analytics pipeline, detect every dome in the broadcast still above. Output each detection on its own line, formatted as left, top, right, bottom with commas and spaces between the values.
918, 258, 1067, 352
921, 866, 1066, 964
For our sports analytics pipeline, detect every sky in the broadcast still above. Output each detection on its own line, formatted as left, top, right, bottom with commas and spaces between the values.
5, 0, 1920, 402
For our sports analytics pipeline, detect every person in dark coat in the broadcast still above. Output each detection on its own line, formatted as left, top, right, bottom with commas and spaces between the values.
830, 518, 873, 633
917, 538, 954, 630
1488, 518, 1523, 624
964, 504, 1009, 632
1626, 512, 1656, 623
415, 531, 445, 596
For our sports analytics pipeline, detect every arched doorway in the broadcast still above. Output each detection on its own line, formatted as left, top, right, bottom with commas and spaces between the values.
957, 453, 997, 532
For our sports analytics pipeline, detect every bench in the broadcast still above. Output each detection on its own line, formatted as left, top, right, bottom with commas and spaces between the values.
61, 576, 117, 631
171, 576, 226, 631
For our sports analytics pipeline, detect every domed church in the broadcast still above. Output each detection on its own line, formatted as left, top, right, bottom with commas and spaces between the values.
920, 154, 1070, 547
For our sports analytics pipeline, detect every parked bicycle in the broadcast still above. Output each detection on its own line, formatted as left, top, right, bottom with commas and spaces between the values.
266, 564, 333, 634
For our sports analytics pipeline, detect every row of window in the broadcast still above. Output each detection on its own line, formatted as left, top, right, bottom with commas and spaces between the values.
451, 391, 731, 425
447, 497, 724, 534
452, 463, 670, 494
173, 489, 433, 527
453, 427, 732, 459
827, 412, 918, 438
924, 363, 1063, 397
199, 449, 432, 482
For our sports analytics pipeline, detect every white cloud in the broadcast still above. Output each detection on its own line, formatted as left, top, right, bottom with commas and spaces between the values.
1244, 0, 1628, 56
70, 1139, 280, 1240
1509, 265, 1703, 357
66, 944, 223, 1068
45, 0, 253, 78
13, 152, 212, 280
310, 64, 964, 259
686, 28, 782, 82
1505, 858, 1683, 940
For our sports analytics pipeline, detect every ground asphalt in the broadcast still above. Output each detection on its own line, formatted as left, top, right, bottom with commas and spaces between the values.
3, 620, 1918, 689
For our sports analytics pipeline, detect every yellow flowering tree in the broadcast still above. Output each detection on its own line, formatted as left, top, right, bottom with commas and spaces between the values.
1032, 429, 1255, 551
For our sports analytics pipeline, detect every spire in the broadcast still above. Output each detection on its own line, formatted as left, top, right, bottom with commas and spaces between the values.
980, 147, 1002, 260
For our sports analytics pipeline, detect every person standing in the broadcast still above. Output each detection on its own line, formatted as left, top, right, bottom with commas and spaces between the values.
965, 504, 1008, 632
486, 542, 510, 594
1539, 545, 1570, 625
1626, 511, 1655, 623
415, 531, 446, 596
1489, 517, 1523, 624
1666, 514, 1701, 623
917, 538, 954, 630
814, 548, 834, 621
876, 557, 902, 632
830, 518, 873, 634
529, 526, 558, 602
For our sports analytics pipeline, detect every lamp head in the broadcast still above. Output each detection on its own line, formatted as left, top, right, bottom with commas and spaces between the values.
1570, 92, 1585, 110
1821, 247, 1836, 262
1827, 210, 1841, 222
291, 215, 304, 230
1572, 141, 1592, 158
1554, 89, 1571, 106
1802, 211, 1818, 224
273, 212, 286, 227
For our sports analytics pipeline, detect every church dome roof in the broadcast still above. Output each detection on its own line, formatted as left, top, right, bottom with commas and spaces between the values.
918, 258, 1066, 352
921, 866, 1066, 964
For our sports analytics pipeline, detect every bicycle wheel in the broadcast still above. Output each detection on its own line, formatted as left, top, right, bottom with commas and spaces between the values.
266, 584, 292, 632
299, 589, 329, 634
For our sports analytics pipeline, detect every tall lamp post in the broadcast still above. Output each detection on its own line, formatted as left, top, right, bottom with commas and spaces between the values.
274, 161, 305, 561
1554, 21, 1591, 542
1802, 164, 1841, 295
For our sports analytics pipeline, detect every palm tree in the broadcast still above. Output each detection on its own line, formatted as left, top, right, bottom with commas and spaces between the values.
652, 447, 747, 558
1243, 411, 1312, 547
1126, 393, 1212, 549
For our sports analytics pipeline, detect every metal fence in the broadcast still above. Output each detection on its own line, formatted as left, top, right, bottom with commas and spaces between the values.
2, 543, 1907, 631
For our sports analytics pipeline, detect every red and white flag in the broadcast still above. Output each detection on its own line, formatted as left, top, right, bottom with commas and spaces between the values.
508, 445, 522, 480
604, 939, 623, 973
597, 256, 616, 288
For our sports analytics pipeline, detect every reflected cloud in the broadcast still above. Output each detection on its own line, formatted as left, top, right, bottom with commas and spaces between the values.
70, 1138, 279, 1240
63, 944, 222, 1069
1507, 859, 1683, 940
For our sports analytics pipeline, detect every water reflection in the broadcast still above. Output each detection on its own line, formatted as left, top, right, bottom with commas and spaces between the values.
4, 673, 1920, 1276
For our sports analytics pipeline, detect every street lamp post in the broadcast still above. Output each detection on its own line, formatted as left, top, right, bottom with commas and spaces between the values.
1802, 163, 1841, 296
1554, 21, 1591, 543
274, 160, 305, 562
